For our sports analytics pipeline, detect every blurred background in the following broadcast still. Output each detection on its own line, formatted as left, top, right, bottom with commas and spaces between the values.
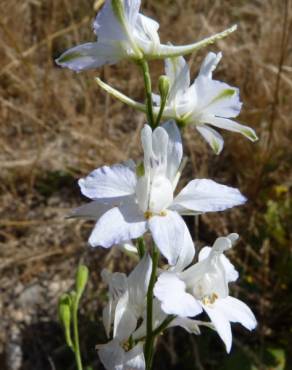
0, 0, 291, 369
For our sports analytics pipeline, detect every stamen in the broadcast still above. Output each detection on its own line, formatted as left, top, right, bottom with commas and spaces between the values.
144, 210, 168, 219
202, 293, 218, 306
144, 211, 154, 219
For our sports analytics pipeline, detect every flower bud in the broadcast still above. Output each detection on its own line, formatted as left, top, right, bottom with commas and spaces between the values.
58, 294, 73, 348
76, 265, 89, 298
158, 75, 170, 101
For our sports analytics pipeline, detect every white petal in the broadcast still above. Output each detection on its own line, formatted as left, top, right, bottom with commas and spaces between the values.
162, 120, 183, 184
216, 297, 257, 331
127, 254, 152, 314
228, 233, 239, 245
101, 269, 128, 293
148, 211, 187, 265
69, 200, 112, 220
172, 179, 246, 213
171, 222, 195, 272
78, 161, 137, 200
204, 116, 258, 142
94, 0, 140, 42
169, 317, 201, 334
194, 76, 242, 118
140, 124, 169, 171
203, 303, 232, 353
101, 270, 128, 338
114, 293, 137, 341
134, 14, 160, 54
212, 236, 232, 253
124, 343, 145, 370
198, 246, 212, 262
199, 52, 222, 78
124, 0, 142, 27
152, 126, 169, 170
103, 303, 113, 338
98, 340, 124, 370
55, 42, 121, 72
165, 56, 190, 100
154, 272, 202, 317
89, 204, 147, 248
199, 245, 239, 283
98, 341, 145, 370
140, 124, 153, 170
118, 240, 138, 254
196, 125, 224, 155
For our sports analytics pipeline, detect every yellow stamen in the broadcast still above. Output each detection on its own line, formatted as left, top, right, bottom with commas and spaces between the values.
202, 293, 218, 306
144, 211, 154, 219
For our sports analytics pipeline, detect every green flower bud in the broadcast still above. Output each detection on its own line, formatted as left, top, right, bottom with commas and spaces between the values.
158, 75, 170, 101
76, 265, 89, 298
58, 294, 73, 348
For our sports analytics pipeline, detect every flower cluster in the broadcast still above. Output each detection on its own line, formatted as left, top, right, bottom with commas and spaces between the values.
57, 1, 258, 369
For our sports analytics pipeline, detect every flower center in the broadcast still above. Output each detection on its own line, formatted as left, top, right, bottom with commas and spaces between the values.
136, 174, 173, 215
190, 269, 222, 305
202, 293, 218, 306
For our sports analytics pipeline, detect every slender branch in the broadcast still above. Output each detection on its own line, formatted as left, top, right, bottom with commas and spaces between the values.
144, 246, 159, 369
139, 59, 155, 129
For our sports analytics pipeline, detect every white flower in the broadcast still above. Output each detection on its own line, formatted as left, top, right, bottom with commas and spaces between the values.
154, 53, 258, 153
154, 234, 257, 352
102, 254, 152, 341
72, 120, 246, 265
56, 0, 237, 72
98, 255, 151, 370
96, 52, 258, 154
98, 340, 145, 370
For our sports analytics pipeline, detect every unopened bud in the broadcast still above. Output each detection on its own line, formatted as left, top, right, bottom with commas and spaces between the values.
58, 294, 73, 348
76, 265, 89, 297
158, 75, 170, 101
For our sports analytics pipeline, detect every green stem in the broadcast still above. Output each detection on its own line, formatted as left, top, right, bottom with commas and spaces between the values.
72, 298, 83, 370
154, 94, 167, 127
137, 237, 146, 259
139, 59, 155, 129
152, 315, 176, 337
145, 246, 159, 370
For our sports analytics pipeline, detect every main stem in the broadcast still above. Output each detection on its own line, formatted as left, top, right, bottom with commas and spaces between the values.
73, 299, 83, 370
145, 246, 159, 370
139, 59, 155, 129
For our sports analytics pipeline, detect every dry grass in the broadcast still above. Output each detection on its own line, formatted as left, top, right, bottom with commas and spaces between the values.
0, 0, 291, 369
